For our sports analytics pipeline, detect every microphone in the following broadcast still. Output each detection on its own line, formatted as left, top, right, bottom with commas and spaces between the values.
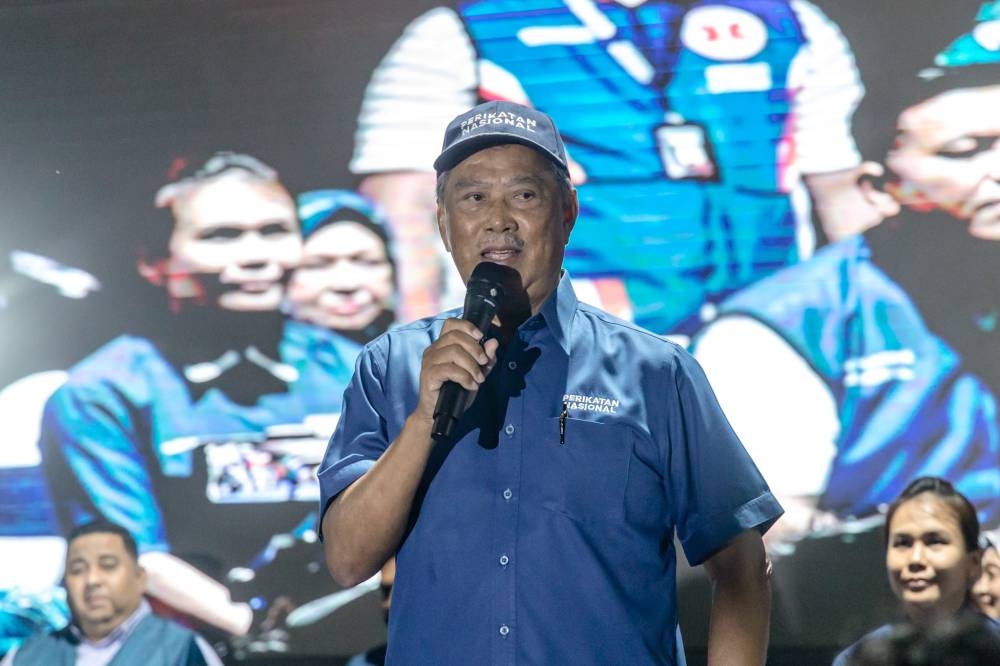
431, 261, 506, 441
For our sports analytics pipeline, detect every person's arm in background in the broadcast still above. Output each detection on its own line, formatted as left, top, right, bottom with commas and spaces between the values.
141, 552, 252, 636
692, 315, 839, 547
351, 7, 477, 320
38, 377, 252, 636
791, 0, 883, 243
703, 529, 772, 666
322, 320, 499, 586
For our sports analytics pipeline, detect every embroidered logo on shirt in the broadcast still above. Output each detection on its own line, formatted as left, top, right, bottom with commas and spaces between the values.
563, 393, 620, 414
843, 349, 916, 388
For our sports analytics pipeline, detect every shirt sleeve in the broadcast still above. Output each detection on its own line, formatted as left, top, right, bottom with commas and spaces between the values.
315, 344, 391, 540
38, 380, 169, 552
665, 350, 784, 566
788, 0, 865, 174
350, 7, 479, 174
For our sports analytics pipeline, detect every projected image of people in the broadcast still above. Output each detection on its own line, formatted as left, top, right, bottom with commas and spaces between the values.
37, 152, 375, 658
351, 0, 872, 334
692, 12, 1000, 549
286, 189, 396, 344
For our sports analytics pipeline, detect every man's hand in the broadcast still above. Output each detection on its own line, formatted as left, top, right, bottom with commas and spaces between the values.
414, 318, 499, 423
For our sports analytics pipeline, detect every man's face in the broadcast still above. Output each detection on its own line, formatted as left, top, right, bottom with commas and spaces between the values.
887, 85, 1000, 239
64, 532, 146, 641
436, 144, 576, 314
168, 174, 302, 311
287, 220, 394, 331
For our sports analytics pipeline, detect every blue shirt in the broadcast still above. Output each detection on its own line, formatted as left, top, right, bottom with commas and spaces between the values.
318, 273, 782, 665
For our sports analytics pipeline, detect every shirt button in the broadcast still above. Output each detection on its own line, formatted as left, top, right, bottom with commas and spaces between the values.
499, 554, 509, 566
504, 424, 515, 436
499, 624, 510, 637
507, 360, 517, 371
502, 488, 513, 501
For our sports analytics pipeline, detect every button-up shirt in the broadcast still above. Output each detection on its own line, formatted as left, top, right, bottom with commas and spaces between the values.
318, 273, 782, 665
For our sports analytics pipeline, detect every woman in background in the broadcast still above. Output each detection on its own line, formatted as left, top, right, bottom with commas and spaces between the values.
974, 534, 1000, 621
833, 476, 1000, 665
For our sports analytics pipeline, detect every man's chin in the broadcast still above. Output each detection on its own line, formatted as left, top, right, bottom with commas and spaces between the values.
218, 290, 283, 312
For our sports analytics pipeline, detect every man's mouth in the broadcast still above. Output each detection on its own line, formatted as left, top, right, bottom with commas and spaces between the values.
481, 247, 520, 262
239, 281, 276, 293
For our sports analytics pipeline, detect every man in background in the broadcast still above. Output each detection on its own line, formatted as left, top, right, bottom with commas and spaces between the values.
1, 520, 222, 665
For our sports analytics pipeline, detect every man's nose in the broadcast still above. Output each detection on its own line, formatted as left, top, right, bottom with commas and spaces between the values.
236, 232, 280, 265
485, 201, 518, 232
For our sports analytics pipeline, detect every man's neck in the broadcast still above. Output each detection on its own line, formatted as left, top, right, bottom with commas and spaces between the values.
76, 600, 147, 644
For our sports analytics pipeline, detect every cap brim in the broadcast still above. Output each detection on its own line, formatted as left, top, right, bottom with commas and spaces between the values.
433, 133, 567, 174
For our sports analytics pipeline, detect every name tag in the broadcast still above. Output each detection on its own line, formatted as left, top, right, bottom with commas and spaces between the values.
705, 62, 773, 94
654, 122, 719, 181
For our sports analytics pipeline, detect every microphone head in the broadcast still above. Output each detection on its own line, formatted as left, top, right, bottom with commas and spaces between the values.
466, 261, 507, 305
462, 261, 508, 331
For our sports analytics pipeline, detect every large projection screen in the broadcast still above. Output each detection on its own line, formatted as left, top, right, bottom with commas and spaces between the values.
2, 1, 998, 662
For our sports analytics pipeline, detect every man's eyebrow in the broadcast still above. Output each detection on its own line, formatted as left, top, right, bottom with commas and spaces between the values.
450, 177, 490, 190
451, 175, 546, 189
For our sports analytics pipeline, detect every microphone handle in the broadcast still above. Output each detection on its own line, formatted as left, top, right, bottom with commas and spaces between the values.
431, 380, 466, 441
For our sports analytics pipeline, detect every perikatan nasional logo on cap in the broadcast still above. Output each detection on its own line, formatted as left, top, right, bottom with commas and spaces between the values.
461, 111, 538, 136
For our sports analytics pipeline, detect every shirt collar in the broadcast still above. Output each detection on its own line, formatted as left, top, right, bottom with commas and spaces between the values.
70, 598, 152, 647
525, 270, 576, 354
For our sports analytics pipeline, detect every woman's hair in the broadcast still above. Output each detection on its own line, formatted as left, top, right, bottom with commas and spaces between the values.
884, 477, 981, 553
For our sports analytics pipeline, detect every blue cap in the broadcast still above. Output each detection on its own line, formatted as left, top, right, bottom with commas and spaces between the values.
432, 100, 568, 174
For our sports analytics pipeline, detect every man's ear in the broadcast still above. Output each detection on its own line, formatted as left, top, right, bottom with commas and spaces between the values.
436, 202, 452, 254
857, 161, 901, 218
562, 188, 579, 245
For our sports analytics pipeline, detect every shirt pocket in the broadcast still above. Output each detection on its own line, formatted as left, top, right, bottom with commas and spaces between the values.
539, 417, 631, 524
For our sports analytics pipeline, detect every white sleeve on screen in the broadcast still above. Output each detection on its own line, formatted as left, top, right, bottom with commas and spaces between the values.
195, 634, 225, 666
693, 315, 839, 497
350, 7, 478, 174
0, 645, 17, 666
788, 0, 865, 175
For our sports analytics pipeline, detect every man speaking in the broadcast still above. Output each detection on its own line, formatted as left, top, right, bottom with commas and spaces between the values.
317, 100, 782, 664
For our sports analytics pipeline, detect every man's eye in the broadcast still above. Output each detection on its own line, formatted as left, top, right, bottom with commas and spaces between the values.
259, 222, 292, 237
465, 193, 484, 202
198, 227, 243, 241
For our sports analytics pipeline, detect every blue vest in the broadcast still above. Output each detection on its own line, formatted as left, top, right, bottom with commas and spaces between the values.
460, 0, 807, 333
711, 236, 1000, 522
12, 615, 208, 666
